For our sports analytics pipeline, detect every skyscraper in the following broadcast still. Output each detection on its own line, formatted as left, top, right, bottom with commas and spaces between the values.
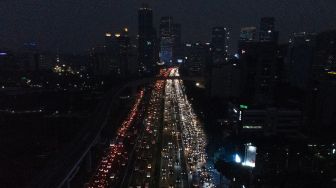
159, 16, 174, 65
240, 27, 257, 41
287, 32, 316, 90
138, 4, 156, 74
259, 17, 278, 42
172, 23, 182, 63
238, 41, 279, 104
211, 27, 229, 65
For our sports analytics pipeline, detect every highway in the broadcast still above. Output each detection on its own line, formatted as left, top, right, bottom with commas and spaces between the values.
87, 67, 215, 188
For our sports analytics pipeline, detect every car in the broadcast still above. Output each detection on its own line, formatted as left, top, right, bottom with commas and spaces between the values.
109, 173, 116, 179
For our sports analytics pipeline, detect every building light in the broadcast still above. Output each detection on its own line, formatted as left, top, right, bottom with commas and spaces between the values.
327, 71, 336, 75
234, 154, 241, 163
115, 33, 121, 37
240, 105, 248, 109
105, 33, 112, 37
243, 126, 262, 129
124, 28, 128, 32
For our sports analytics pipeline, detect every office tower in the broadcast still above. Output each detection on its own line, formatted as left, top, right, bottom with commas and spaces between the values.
172, 23, 182, 63
92, 28, 132, 77
159, 16, 174, 65
210, 58, 241, 99
313, 30, 336, 81
287, 32, 316, 90
239, 42, 279, 105
18, 42, 40, 71
138, 4, 156, 74
240, 27, 257, 41
308, 30, 336, 132
183, 42, 211, 76
211, 27, 229, 65
259, 17, 278, 42
115, 28, 131, 77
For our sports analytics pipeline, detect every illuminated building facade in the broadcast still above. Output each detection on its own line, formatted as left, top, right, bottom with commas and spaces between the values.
159, 16, 174, 65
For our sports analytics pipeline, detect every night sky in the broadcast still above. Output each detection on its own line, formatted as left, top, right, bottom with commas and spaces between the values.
1, 0, 336, 53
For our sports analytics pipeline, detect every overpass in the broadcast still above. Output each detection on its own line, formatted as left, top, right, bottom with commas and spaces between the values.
29, 75, 204, 188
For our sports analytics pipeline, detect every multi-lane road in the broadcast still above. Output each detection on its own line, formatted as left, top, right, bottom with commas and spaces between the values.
87, 68, 215, 188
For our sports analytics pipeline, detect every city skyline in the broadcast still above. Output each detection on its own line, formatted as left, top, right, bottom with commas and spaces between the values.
1, 1, 336, 187
1, 1, 336, 53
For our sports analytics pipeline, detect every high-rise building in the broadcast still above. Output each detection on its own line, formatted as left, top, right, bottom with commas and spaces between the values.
307, 30, 336, 133
138, 4, 156, 74
17, 42, 41, 71
240, 27, 257, 41
239, 42, 279, 104
259, 17, 278, 42
183, 42, 211, 76
115, 28, 131, 77
287, 32, 316, 90
211, 27, 229, 64
92, 28, 132, 77
172, 23, 182, 63
312, 30, 336, 82
159, 16, 174, 65
210, 58, 241, 99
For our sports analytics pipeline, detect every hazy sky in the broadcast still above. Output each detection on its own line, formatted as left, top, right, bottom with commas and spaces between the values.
1, 0, 336, 53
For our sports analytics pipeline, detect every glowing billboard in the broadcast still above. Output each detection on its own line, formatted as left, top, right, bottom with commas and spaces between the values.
242, 143, 256, 168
